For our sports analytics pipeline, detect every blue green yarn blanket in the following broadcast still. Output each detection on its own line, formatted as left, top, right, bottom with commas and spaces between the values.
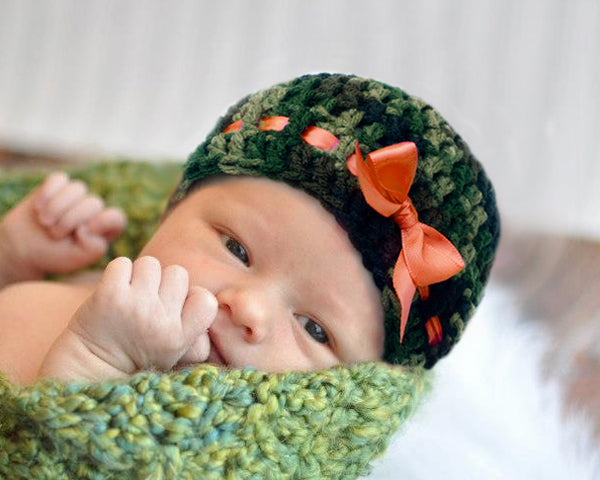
0, 162, 429, 480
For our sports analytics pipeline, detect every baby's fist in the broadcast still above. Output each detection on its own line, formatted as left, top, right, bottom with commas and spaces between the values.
69, 256, 217, 376
0, 172, 127, 284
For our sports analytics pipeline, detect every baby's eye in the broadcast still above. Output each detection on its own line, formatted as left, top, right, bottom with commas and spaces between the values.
222, 234, 250, 266
297, 316, 329, 344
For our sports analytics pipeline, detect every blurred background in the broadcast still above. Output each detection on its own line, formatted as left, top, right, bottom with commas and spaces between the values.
1, 0, 599, 237
1, 0, 599, 467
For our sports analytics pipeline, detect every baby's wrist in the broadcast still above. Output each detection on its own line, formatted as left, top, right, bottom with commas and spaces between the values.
0, 223, 43, 288
38, 328, 131, 383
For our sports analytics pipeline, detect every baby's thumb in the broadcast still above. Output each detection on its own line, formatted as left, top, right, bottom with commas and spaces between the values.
180, 287, 218, 364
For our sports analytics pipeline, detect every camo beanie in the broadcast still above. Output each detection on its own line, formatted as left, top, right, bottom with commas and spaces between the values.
170, 73, 500, 368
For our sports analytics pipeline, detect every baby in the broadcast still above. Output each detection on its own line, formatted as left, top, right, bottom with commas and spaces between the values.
0, 73, 500, 387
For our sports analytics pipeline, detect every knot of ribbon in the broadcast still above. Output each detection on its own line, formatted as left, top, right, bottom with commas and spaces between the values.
347, 142, 465, 343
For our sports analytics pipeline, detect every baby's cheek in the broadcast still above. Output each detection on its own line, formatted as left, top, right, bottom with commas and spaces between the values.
186, 260, 231, 293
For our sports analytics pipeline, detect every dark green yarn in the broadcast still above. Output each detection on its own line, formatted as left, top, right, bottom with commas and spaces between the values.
170, 73, 501, 368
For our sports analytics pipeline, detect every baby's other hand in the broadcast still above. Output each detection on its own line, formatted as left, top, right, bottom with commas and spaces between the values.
0, 172, 127, 282
66, 256, 217, 377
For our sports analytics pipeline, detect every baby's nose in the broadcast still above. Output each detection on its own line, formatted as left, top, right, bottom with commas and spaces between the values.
216, 287, 280, 343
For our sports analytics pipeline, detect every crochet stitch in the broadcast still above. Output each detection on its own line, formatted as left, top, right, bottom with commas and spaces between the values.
0, 162, 429, 479
0, 365, 428, 480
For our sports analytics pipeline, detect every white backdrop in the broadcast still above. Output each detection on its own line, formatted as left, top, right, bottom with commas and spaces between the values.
0, 0, 599, 238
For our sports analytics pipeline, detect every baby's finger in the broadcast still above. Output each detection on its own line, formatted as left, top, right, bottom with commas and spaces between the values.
178, 333, 211, 366
181, 286, 218, 349
33, 172, 69, 211
158, 264, 189, 313
49, 195, 104, 239
131, 256, 162, 294
100, 256, 133, 289
85, 207, 127, 242
37, 180, 87, 227
74, 224, 108, 258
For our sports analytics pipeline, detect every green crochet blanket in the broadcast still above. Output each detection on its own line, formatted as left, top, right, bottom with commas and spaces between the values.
0, 162, 430, 480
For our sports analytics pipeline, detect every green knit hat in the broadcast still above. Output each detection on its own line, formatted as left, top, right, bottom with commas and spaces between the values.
170, 73, 500, 368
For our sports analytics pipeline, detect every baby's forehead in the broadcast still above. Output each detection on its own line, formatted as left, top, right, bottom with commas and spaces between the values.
185, 175, 328, 214
186, 174, 362, 262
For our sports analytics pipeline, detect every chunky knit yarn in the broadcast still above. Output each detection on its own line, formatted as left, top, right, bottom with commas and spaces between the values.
0, 162, 429, 480
0, 365, 428, 480
170, 73, 501, 367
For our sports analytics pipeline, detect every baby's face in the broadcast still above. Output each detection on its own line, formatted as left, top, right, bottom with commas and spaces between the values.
140, 176, 384, 372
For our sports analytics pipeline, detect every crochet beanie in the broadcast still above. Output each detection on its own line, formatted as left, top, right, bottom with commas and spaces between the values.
170, 73, 500, 368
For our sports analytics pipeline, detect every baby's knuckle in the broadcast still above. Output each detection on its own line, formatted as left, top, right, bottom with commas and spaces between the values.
109, 256, 128, 265
42, 172, 68, 192
87, 195, 104, 209
136, 255, 161, 270
105, 256, 132, 275
160, 335, 185, 358
113, 256, 132, 266
54, 215, 72, 231
142, 318, 178, 349
165, 264, 188, 281
49, 171, 69, 183
132, 300, 154, 320
113, 289, 150, 317
94, 285, 127, 311
70, 179, 87, 193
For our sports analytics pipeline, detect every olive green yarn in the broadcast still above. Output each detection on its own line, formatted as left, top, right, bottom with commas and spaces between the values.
0, 163, 430, 480
0, 365, 429, 480
170, 73, 501, 368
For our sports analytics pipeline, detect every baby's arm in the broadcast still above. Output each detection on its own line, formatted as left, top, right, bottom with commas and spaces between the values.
38, 256, 217, 382
0, 172, 127, 289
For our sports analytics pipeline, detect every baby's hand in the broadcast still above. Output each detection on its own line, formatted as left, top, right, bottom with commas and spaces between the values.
0, 172, 127, 284
39, 257, 217, 382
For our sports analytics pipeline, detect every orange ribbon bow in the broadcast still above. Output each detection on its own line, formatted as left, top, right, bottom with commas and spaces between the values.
347, 142, 465, 342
